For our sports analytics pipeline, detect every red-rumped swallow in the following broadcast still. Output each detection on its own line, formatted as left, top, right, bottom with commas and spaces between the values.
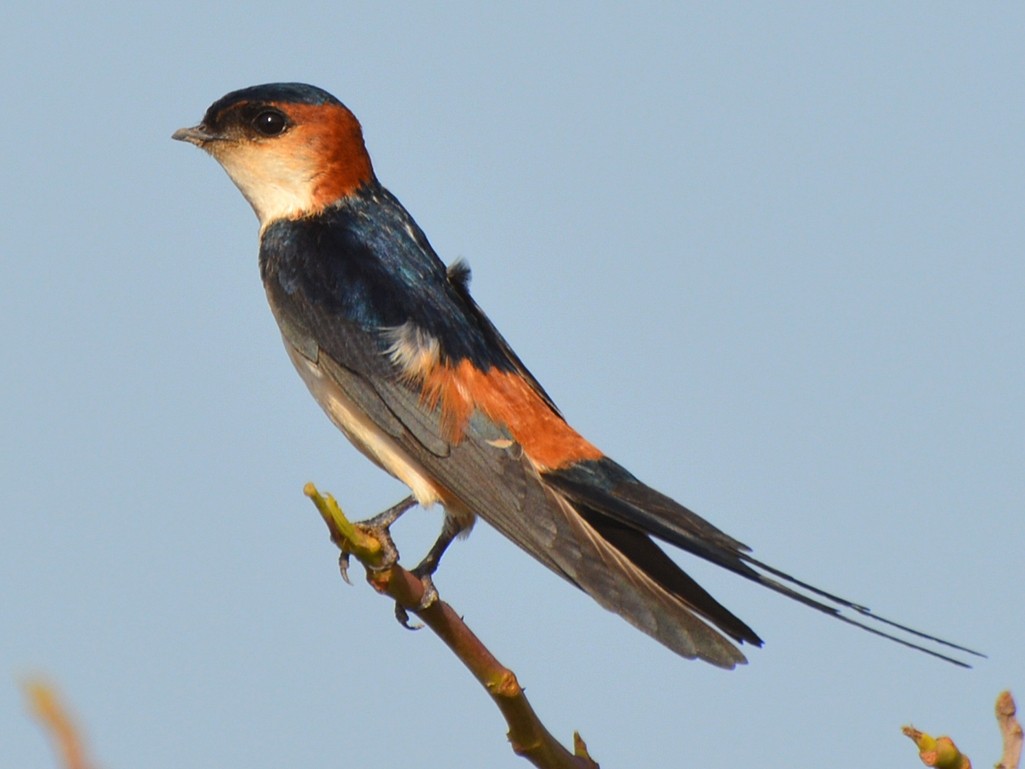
174, 83, 978, 668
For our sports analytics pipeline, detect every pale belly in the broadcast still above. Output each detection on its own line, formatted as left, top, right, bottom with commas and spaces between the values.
283, 340, 447, 508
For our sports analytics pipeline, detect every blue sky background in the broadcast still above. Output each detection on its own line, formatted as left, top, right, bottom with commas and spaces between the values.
2, 3, 1022, 767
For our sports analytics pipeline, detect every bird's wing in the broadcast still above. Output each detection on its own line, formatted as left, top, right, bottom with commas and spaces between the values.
268, 270, 980, 668
274, 289, 753, 666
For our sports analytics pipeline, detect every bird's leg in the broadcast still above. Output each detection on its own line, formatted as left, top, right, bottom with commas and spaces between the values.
394, 514, 463, 629
412, 514, 462, 588
338, 495, 416, 584
361, 495, 418, 530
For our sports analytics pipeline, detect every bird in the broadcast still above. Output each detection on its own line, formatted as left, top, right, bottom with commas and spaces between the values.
173, 83, 978, 668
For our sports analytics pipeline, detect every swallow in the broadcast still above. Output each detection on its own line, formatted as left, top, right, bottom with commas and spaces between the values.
173, 83, 979, 668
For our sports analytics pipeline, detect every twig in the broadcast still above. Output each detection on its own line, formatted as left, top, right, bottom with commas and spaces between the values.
996, 691, 1022, 769
903, 692, 1024, 769
304, 483, 600, 769
24, 679, 98, 769
902, 726, 972, 769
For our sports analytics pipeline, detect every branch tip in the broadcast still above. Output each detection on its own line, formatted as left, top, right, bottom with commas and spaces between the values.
303, 482, 382, 559
902, 725, 971, 769
573, 732, 595, 762
304, 483, 601, 768
24, 678, 96, 769
996, 690, 1022, 769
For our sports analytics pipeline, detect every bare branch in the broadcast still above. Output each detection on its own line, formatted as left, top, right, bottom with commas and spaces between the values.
304, 483, 600, 769
24, 679, 98, 769
902, 726, 971, 769
903, 692, 1025, 769
996, 691, 1022, 769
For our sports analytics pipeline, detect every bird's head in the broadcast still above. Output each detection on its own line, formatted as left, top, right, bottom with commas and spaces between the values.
173, 83, 375, 230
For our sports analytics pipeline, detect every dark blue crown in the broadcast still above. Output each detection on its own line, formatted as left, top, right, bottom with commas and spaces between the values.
204, 83, 344, 123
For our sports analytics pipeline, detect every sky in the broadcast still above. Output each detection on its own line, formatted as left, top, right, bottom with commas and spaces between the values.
2, 3, 1022, 768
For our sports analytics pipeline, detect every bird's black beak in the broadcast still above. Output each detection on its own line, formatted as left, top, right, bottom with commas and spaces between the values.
172, 124, 220, 146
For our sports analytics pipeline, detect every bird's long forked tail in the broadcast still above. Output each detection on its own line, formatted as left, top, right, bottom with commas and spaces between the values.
738, 553, 985, 667
545, 458, 985, 668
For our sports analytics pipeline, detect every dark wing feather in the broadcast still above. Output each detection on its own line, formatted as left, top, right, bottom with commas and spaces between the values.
277, 301, 751, 666
545, 459, 983, 666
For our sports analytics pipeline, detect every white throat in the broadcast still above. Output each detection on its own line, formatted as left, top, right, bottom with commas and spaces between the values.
208, 143, 321, 231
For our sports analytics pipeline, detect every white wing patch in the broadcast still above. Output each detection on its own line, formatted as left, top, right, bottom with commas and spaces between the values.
382, 321, 442, 381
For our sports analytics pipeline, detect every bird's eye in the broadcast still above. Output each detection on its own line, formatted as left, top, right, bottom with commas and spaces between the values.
253, 110, 287, 136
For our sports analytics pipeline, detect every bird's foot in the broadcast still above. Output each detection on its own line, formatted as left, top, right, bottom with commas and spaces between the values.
394, 558, 441, 630
338, 525, 399, 582
337, 496, 416, 583
338, 551, 353, 584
